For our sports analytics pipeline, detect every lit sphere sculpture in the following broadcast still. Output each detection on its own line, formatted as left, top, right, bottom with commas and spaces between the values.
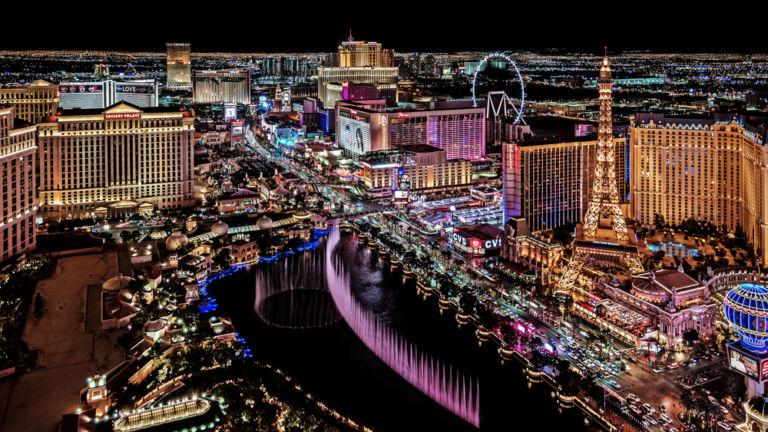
723, 283, 768, 352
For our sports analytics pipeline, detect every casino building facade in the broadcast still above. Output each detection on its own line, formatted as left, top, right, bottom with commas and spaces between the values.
166, 42, 192, 88
59, 79, 159, 110
502, 134, 626, 232
598, 269, 717, 349
338, 35, 393, 68
358, 145, 472, 197
0, 79, 59, 124
317, 67, 399, 108
192, 70, 251, 105
630, 113, 768, 264
0, 106, 37, 262
336, 99, 485, 160
37, 102, 195, 219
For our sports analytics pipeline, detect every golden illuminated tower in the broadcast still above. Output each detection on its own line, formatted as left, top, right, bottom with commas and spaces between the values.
166, 42, 191, 88
582, 53, 626, 240
555, 51, 643, 296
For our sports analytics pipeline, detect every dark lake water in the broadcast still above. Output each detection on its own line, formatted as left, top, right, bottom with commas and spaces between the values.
208, 232, 590, 431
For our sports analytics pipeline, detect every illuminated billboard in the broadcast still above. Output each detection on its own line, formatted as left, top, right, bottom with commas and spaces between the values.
339, 115, 371, 156
451, 232, 502, 251
224, 103, 238, 121
60, 84, 102, 93
393, 190, 409, 203
115, 84, 154, 93
231, 120, 245, 136
730, 348, 759, 379
727, 342, 768, 382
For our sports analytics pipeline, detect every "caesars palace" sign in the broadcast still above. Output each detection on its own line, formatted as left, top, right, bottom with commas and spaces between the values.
104, 112, 142, 120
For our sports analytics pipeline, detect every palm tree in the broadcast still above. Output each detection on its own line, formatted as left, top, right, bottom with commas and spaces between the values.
680, 388, 698, 421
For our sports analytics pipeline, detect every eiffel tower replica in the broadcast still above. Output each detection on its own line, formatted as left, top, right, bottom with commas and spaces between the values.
554, 52, 643, 297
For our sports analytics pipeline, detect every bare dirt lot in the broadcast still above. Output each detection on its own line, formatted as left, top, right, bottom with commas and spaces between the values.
0, 252, 125, 432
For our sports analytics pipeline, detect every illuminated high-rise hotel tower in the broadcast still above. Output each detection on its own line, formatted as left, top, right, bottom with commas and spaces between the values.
555, 52, 643, 295
166, 42, 192, 89
338, 31, 393, 68
0, 106, 37, 262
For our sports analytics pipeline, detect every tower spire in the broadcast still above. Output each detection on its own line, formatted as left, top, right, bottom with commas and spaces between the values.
554, 51, 643, 296
582, 52, 622, 239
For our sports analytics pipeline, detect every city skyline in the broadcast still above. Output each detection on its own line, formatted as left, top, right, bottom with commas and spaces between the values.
3, 14, 768, 432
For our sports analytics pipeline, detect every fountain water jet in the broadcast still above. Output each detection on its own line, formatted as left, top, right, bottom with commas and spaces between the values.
325, 228, 481, 427
254, 247, 340, 329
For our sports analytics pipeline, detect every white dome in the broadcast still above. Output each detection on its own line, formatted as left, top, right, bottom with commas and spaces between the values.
102, 275, 133, 291
144, 319, 165, 333
257, 215, 274, 230
212, 220, 229, 236
165, 231, 189, 251
293, 209, 311, 220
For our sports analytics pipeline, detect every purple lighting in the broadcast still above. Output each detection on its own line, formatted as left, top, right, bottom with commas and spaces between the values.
325, 228, 480, 427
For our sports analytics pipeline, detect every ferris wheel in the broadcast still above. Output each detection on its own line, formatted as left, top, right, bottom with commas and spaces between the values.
471, 52, 526, 125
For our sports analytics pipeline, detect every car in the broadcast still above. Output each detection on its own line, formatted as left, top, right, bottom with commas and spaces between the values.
653, 367, 665, 373
627, 393, 639, 403
717, 421, 733, 431
659, 404, 667, 413
644, 415, 658, 426
668, 362, 680, 369
690, 357, 699, 364
660, 414, 672, 425
681, 360, 690, 367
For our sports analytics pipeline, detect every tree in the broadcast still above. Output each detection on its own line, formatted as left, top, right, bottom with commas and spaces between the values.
530, 336, 543, 349
680, 387, 701, 421
500, 323, 519, 346
120, 230, 133, 244
683, 329, 699, 345
552, 222, 576, 246
215, 248, 232, 269
458, 292, 478, 314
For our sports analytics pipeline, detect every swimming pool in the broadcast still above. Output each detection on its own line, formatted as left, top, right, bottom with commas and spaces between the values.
647, 241, 701, 258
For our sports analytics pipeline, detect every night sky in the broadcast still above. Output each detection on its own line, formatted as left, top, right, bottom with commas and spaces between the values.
5, 2, 768, 53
